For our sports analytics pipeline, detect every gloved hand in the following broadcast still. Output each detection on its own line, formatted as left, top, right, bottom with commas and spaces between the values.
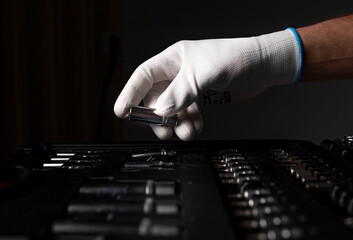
114, 29, 301, 141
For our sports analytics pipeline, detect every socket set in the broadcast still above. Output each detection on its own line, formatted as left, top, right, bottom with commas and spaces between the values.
1, 140, 353, 239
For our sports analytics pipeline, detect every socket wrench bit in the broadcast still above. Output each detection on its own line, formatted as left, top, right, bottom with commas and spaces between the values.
131, 149, 177, 159
129, 106, 178, 126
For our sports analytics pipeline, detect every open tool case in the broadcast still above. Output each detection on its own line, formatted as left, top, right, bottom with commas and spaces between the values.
1, 139, 353, 240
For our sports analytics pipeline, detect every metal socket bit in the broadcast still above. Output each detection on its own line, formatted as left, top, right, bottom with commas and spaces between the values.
129, 106, 178, 126
131, 149, 176, 158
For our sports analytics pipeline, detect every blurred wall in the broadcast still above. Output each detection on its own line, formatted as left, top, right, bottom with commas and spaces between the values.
1, 0, 124, 153
121, 1, 353, 144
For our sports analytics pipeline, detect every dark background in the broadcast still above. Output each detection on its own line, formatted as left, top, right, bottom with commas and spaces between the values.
1, 0, 353, 153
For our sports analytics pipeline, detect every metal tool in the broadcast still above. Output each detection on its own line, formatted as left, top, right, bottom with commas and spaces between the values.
129, 106, 178, 126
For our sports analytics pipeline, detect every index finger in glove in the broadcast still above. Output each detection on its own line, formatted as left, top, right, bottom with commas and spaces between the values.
114, 45, 181, 118
144, 81, 174, 140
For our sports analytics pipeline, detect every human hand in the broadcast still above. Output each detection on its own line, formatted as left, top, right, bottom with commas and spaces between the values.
114, 29, 301, 140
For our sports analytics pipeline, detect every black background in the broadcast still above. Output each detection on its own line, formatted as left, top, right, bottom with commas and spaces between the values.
1, 0, 353, 153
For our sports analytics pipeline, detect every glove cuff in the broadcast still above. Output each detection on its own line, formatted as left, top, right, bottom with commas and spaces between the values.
257, 28, 303, 87
286, 27, 303, 85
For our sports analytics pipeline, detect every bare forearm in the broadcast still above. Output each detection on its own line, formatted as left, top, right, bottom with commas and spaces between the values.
297, 14, 353, 82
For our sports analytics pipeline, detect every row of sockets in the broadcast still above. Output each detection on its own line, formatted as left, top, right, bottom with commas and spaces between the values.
212, 149, 315, 240
52, 178, 182, 239
270, 148, 353, 230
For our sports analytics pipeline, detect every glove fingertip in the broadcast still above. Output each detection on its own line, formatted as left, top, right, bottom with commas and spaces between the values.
154, 81, 184, 117
154, 106, 176, 117
174, 123, 195, 141
178, 131, 195, 141
154, 98, 176, 116
113, 101, 130, 119
150, 125, 173, 140
194, 119, 203, 134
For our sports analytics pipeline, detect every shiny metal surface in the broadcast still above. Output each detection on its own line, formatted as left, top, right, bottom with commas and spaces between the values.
129, 106, 178, 126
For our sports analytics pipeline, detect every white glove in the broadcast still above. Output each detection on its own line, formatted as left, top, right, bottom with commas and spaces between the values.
114, 28, 301, 141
